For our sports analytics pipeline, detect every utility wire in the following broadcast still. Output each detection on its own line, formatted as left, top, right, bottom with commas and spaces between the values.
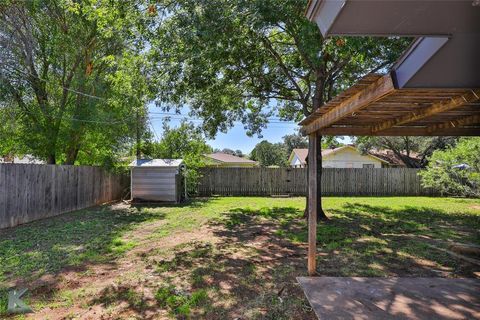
5, 68, 302, 125
148, 117, 161, 140
2, 67, 108, 101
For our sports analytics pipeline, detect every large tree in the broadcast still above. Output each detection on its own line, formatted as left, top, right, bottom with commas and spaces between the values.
0, 0, 150, 165
151, 0, 409, 219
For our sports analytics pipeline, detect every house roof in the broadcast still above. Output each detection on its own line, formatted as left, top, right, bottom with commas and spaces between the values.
290, 148, 309, 164
368, 150, 420, 168
0, 155, 45, 164
129, 159, 184, 168
205, 153, 257, 164
290, 145, 389, 165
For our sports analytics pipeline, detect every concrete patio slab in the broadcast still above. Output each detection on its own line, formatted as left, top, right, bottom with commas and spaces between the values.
297, 277, 480, 320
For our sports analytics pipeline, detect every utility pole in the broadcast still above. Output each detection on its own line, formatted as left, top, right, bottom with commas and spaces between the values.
136, 107, 141, 160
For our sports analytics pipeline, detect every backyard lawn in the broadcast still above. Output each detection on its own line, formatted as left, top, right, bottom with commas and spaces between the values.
1, 197, 479, 319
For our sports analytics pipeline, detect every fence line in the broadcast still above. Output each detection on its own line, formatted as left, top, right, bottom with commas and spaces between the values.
0, 164, 129, 229
197, 167, 436, 197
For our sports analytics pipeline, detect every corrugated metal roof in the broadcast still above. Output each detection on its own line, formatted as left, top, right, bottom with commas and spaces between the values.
129, 159, 184, 168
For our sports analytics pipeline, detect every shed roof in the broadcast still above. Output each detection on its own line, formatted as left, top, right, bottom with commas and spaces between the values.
129, 159, 184, 168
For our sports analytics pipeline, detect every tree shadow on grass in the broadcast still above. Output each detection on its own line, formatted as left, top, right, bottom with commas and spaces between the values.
211, 202, 479, 283
0, 204, 164, 289
308, 202, 479, 278
187, 203, 478, 318
145, 206, 316, 319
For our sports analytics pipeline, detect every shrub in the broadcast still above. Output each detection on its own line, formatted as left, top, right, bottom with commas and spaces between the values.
420, 138, 480, 197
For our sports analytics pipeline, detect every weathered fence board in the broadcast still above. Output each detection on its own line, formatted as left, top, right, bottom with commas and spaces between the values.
0, 164, 129, 229
197, 167, 436, 196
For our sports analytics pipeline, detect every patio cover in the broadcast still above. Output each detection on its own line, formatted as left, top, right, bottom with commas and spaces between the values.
301, 0, 480, 276
300, 73, 480, 136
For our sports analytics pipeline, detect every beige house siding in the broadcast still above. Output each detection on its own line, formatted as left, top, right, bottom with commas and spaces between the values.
289, 146, 389, 168
323, 148, 383, 168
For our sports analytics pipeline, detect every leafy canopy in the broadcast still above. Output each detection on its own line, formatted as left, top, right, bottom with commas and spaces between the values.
0, 0, 151, 165
419, 138, 480, 197
151, 0, 410, 137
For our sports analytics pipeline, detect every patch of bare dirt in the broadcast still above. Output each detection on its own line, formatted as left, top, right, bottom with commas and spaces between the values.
23, 223, 218, 320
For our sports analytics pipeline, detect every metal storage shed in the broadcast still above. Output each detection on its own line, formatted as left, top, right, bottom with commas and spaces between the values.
129, 159, 185, 203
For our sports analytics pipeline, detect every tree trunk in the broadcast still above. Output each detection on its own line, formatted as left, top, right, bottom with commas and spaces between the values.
47, 154, 56, 164
316, 134, 327, 220
304, 133, 328, 221
65, 145, 80, 165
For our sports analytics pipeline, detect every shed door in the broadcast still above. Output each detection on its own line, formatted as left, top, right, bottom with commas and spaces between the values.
132, 168, 177, 201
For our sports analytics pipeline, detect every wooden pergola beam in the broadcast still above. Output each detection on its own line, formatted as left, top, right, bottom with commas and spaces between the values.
427, 114, 480, 133
319, 126, 480, 136
302, 74, 395, 135
371, 89, 480, 134
307, 133, 319, 276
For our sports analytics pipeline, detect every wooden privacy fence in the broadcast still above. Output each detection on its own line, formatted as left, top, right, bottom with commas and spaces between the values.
0, 164, 129, 229
197, 167, 436, 197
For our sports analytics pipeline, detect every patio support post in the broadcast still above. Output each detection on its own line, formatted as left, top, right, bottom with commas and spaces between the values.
307, 132, 320, 275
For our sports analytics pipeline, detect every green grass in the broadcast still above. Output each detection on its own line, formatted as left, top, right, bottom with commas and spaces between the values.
0, 197, 479, 317
1, 196, 479, 282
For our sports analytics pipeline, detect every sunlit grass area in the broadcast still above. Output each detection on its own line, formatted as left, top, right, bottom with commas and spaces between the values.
1, 197, 479, 318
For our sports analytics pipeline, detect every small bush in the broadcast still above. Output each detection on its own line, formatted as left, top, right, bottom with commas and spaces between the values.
155, 286, 209, 317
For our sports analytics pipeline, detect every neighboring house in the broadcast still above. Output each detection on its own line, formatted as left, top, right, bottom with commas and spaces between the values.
289, 149, 309, 168
369, 150, 421, 168
288, 146, 390, 168
0, 155, 45, 164
204, 152, 258, 167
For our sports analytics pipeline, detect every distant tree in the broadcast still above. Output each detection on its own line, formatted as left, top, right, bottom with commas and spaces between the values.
282, 132, 308, 157
356, 136, 458, 168
212, 148, 244, 157
419, 138, 480, 197
250, 140, 287, 167
221, 148, 236, 155
150, 121, 212, 194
